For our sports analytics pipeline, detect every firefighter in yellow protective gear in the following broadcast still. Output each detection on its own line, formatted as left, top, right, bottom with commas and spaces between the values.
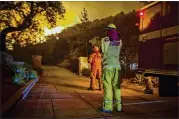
100, 23, 123, 114
88, 46, 103, 91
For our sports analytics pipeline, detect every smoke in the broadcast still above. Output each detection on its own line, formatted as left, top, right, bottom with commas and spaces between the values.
62, 1, 141, 21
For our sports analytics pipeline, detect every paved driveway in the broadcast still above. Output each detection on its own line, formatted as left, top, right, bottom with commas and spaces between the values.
3, 66, 178, 118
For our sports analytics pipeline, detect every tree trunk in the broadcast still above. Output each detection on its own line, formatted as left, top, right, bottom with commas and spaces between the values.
0, 30, 6, 52
0, 18, 33, 52
0, 2, 35, 52
0, 27, 20, 52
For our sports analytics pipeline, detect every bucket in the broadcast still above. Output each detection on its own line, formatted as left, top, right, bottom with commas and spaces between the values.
32, 55, 42, 68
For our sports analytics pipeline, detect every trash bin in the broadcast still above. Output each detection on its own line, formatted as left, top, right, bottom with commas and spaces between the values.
32, 55, 42, 68
78, 57, 91, 76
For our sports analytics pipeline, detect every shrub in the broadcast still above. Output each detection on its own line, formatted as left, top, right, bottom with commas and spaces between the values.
33, 67, 44, 76
69, 59, 79, 73
11, 66, 26, 85
29, 70, 38, 79
123, 73, 159, 88
24, 63, 33, 70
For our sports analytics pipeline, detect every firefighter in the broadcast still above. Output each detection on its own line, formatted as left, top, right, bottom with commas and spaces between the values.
88, 46, 102, 91
100, 23, 123, 113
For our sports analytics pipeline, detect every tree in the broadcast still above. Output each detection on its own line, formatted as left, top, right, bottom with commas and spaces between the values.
52, 38, 69, 63
0, 1, 65, 51
56, 9, 139, 67
80, 8, 89, 29
80, 8, 89, 57
89, 36, 101, 48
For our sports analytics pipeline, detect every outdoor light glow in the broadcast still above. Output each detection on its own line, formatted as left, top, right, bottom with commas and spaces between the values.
140, 12, 144, 16
44, 26, 65, 36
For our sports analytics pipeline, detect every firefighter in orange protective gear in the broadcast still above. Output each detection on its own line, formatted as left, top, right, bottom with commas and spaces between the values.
88, 46, 103, 91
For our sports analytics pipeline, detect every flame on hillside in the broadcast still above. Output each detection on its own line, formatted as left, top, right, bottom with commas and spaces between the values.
44, 26, 65, 36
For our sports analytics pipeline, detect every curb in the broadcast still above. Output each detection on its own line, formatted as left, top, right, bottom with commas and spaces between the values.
122, 84, 145, 93
1, 77, 39, 114
122, 83, 146, 92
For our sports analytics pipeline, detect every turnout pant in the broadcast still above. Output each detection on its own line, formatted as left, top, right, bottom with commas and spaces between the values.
90, 67, 102, 90
102, 68, 122, 111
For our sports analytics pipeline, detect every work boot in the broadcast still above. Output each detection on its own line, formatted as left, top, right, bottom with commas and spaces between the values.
88, 87, 95, 91
115, 107, 124, 112
116, 109, 124, 112
115, 103, 124, 112
99, 107, 112, 114
99, 88, 103, 91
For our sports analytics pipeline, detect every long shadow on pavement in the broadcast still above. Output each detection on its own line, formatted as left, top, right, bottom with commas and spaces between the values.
56, 83, 88, 90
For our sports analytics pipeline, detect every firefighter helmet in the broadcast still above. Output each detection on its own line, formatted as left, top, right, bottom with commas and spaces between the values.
105, 23, 116, 29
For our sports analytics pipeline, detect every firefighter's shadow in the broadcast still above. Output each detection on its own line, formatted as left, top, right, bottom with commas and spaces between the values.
57, 83, 88, 90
